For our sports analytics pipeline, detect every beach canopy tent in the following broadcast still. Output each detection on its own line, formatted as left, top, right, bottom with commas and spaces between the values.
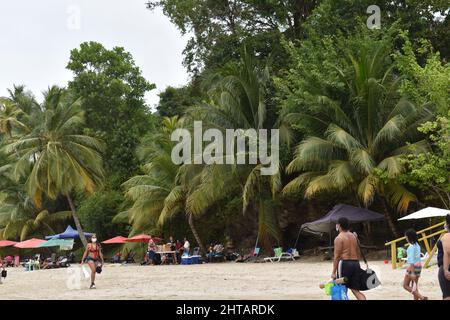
45, 225, 92, 240
0, 240, 18, 247
37, 238, 74, 250
398, 207, 450, 221
102, 236, 127, 244
295, 204, 385, 247
300, 204, 385, 235
14, 238, 45, 249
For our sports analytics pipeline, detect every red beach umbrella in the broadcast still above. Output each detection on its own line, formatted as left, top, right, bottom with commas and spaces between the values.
0, 240, 18, 247
102, 236, 128, 244
125, 234, 159, 243
125, 234, 148, 242
14, 238, 45, 249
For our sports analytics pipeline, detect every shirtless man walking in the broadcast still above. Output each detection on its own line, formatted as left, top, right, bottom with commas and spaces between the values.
331, 217, 366, 300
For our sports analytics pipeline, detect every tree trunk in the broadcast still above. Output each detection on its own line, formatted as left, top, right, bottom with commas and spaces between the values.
381, 199, 400, 238
187, 213, 206, 257
66, 193, 88, 247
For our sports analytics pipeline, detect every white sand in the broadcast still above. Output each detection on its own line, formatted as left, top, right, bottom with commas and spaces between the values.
0, 260, 443, 300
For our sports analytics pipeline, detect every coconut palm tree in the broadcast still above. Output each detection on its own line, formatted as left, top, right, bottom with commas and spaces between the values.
119, 117, 180, 235
0, 153, 72, 240
184, 46, 289, 243
0, 97, 28, 139
3, 86, 105, 246
120, 117, 217, 254
283, 47, 432, 237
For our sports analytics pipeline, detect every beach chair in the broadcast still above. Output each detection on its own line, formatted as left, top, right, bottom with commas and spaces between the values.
47, 253, 58, 268
248, 247, 260, 258
264, 247, 294, 263
287, 248, 300, 259
125, 251, 136, 264
236, 247, 261, 262
111, 253, 121, 264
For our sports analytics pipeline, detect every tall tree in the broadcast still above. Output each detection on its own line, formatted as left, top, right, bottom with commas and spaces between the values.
120, 116, 212, 254
67, 42, 155, 185
157, 85, 201, 117
147, 0, 318, 73
4, 86, 105, 246
401, 115, 450, 209
283, 47, 432, 237
0, 98, 28, 139
184, 47, 290, 244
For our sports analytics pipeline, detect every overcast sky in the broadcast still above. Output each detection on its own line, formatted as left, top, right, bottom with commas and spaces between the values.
0, 0, 189, 109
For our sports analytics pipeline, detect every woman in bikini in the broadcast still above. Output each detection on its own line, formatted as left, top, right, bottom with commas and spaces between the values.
81, 234, 104, 289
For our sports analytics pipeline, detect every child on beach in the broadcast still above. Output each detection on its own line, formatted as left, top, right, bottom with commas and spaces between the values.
403, 229, 427, 300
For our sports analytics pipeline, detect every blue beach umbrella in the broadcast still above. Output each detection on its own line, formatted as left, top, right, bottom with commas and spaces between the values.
45, 225, 93, 240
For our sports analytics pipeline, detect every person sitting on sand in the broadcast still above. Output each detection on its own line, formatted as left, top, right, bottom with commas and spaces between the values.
437, 214, 450, 300
147, 237, 157, 265
207, 244, 215, 262
81, 234, 104, 289
213, 243, 224, 255
403, 229, 427, 300
332, 217, 366, 300
168, 236, 176, 251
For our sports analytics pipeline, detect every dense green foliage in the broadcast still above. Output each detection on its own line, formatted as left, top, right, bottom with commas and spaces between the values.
401, 115, 450, 209
1, 2, 449, 253
67, 42, 156, 185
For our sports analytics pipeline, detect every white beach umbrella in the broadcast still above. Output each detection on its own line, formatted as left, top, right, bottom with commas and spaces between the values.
398, 207, 450, 221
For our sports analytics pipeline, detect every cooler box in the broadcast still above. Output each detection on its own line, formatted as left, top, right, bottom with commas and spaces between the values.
191, 255, 201, 264
181, 256, 192, 265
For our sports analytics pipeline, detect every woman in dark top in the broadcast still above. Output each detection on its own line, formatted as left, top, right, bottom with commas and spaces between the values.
437, 214, 450, 300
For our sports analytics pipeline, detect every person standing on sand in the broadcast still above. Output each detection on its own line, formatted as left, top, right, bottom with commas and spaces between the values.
403, 229, 427, 300
183, 237, 190, 256
437, 214, 450, 300
81, 234, 104, 289
332, 217, 366, 300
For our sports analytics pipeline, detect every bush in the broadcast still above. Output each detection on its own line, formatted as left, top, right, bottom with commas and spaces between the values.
78, 191, 128, 241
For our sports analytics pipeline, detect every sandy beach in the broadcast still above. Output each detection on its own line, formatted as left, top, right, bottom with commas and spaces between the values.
0, 259, 443, 300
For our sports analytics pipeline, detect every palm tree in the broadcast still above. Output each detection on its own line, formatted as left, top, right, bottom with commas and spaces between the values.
184, 47, 289, 244
119, 117, 180, 235
0, 97, 28, 139
3, 86, 105, 246
0, 153, 71, 240
120, 117, 215, 254
283, 47, 432, 237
